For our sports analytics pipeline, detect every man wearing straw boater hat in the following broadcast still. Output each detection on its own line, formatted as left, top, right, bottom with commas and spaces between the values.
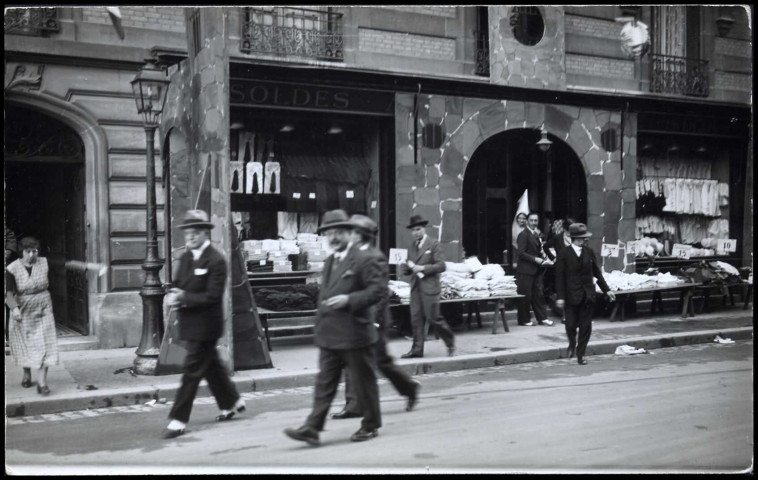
554, 223, 616, 366
400, 214, 455, 358
330, 215, 422, 420
161, 210, 246, 439
284, 209, 385, 445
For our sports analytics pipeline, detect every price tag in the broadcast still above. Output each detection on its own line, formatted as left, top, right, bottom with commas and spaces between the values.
626, 241, 639, 256
293, 192, 301, 199
717, 239, 737, 253
671, 244, 692, 259
371, 200, 377, 209
309, 192, 316, 199
259, 260, 266, 265
388, 248, 408, 265
601, 244, 620, 258
346, 190, 354, 198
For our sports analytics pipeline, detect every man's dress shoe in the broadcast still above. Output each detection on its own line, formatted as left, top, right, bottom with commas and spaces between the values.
331, 409, 362, 420
350, 427, 379, 442
577, 357, 588, 365
567, 345, 576, 359
401, 352, 423, 359
162, 428, 185, 439
216, 402, 246, 422
284, 425, 320, 446
406, 381, 421, 412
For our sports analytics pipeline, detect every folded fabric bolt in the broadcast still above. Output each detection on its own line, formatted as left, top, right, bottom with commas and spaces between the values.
615, 345, 649, 355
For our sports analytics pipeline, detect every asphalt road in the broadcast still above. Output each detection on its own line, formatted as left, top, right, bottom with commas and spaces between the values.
6, 340, 753, 474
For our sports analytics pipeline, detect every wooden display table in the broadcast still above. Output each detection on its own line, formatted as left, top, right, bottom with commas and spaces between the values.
608, 282, 701, 322
692, 281, 754, 313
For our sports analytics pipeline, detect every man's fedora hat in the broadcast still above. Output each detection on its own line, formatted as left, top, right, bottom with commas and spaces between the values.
178, 210, 215, 230
349, 214, 378, 237
568, 223, 593, 238
317, 209, 354, 233
406, 214, 429, 229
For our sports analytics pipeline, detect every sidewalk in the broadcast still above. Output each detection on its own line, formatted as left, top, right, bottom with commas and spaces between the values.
5, 307, 753, 418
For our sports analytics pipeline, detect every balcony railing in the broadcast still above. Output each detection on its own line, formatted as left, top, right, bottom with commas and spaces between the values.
474, 30, 490, 77
649, 53, 709, 98
240, 7, 343, 62
4, 7, 59, 36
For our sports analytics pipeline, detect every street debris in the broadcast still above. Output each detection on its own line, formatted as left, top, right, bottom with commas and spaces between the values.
113, 367, 138, 377
85, 385, 98, 391
145, 399, 157, 406
615, 345, 649, 355
713, 335, 735, 344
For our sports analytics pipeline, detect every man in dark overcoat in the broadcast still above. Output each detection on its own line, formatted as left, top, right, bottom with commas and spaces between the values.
284, 209, 386, 445
516, 212, 554, 326
555, 223, 616, 365
162, 210, 245, 439
400, 215, 455, 358
331, 215, 421, 420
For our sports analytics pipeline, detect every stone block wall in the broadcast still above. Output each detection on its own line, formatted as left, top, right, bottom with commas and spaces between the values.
379, 6, 457, 18
80, 6, 185, 33
358, 28, 457, 60
395, 92, 637, 273
489, 6, 566, 90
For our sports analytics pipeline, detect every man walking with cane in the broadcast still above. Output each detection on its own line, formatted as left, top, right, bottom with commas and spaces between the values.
554, 223, 616, 365
162, 210, 245, 439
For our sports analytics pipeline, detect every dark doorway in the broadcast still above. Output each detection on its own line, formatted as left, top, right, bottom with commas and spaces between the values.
462, 129, 587, 267
5, 106, 89, 335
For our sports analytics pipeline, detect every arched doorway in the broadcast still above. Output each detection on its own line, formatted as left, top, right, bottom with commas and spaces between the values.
462, 129, 587, 266
5, 105, 89, 335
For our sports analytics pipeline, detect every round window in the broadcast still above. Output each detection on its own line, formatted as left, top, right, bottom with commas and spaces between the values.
509, 7, 545, 46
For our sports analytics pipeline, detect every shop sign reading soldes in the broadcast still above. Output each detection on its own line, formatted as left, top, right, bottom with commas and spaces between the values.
230, 80, 394, 116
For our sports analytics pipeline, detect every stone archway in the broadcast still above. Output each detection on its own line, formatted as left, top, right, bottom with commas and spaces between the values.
395, 93, 637, 273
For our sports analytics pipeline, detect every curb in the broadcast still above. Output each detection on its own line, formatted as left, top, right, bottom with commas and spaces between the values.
6, 327, 753, 418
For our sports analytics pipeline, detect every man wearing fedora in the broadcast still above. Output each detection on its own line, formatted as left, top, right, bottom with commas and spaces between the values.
162, 210, 246, 439
401, 214, 455, 358
554, 223, 616, 365
284, 210, 385, 445
331, 215, 422, 420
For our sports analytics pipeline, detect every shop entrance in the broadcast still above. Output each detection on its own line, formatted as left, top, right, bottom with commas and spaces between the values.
5, 105, 89, 335
462, 129, 587, 266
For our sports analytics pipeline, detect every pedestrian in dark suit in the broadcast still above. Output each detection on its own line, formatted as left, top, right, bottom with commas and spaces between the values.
516, 212, 554, 326
331, 215, 421, 420
555, 223, 616, 365
543, 218, 575, 324
400, 215, 455, 358
162, 210, 245, 439
284, 210, 386, 446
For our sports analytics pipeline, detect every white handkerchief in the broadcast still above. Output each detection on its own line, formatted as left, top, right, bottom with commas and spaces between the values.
194, 268, 208, 275
424, 250, 431, 255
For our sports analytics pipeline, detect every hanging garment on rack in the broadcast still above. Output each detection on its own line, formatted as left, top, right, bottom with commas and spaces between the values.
662, 178, 677, 212
246, 161, 263, 194
707, 218, 729, 239
299, 212, 319, 234
678, 217, 708, 244
264, 161, 281, 194
237, 131, 255, 163
277, 211, 298, 240
230, 161, 244, 193
718, 182, 729, 207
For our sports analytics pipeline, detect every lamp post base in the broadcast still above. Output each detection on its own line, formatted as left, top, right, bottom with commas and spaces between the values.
133, 354, 160, 375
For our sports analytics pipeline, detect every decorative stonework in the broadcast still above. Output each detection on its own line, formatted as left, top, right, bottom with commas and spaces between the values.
396, 92, 638, 273
489, 6, 566, 90
4, 63, 44, 91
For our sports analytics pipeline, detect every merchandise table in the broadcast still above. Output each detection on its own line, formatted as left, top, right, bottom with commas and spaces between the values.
607, 282, 701, 322
692, 281, 753, 313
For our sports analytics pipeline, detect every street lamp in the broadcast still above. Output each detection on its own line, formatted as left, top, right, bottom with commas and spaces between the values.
536, 127, 552, 153
131, 58, 170, 375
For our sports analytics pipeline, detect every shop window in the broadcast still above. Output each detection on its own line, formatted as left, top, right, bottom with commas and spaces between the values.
422, 123, 446, 150
509, 7, 544, 46
600, 125, 619, 152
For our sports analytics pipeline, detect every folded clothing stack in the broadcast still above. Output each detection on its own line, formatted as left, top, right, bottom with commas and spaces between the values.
241, 240, 267, 262
443, 277, 490, 298
599, 270, 687, 292
388, 280, 411, 303
473, 264, 506, 281
488, 275, 517, 296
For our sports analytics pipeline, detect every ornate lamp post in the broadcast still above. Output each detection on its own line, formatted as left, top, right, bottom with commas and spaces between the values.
131, 58, 170, 375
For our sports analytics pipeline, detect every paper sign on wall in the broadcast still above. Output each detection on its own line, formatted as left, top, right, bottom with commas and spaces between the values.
388, 248, 408, 265
371, 200, 377, 209
601, 244, 620, 258
626, 241, 639, 256
346, 190, 354, 198
293, 192, 301, 199
309, 192, 316, 199
717, 239, 737, 253
671, 243, 692, 259
259, 260, 266, 265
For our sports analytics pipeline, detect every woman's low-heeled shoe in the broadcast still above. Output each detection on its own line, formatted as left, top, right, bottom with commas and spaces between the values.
21, 378, 33, 388
37, 385, 51, 395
